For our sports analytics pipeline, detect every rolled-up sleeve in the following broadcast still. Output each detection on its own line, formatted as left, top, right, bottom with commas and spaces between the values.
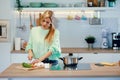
25, 31, 33, 52
48, 30, 61, 58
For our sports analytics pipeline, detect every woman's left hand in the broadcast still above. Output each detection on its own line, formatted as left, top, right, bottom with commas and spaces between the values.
32, 59, 40, 64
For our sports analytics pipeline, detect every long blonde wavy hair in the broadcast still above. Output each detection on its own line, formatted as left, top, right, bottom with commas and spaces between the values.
41, 10, 55, 44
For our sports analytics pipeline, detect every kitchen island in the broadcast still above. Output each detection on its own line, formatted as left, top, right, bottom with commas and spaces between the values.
0, 63, 120, 79
11, 48, 120, 54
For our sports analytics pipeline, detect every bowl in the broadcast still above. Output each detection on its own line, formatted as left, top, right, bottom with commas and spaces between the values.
42, 3, 58, 7
30, 2, 42, 8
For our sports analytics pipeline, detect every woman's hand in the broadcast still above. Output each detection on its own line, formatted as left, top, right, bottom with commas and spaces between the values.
28, 49, 33, 60
32, 59, 40, 64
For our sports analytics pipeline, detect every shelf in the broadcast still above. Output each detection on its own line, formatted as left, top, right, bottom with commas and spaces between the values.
17, 7, 116, 12
11, 48, 120, 54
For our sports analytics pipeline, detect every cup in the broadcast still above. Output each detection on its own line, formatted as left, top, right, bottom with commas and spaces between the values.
44, 63, 50, 68
75, 15, 80, 20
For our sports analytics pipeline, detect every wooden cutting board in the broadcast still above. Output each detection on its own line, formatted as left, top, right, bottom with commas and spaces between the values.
16, 65, 44, 71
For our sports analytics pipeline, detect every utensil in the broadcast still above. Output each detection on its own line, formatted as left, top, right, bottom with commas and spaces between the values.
59, 54, 83, 66
81, 11, 87, 20
75, 14, 80, 20
29, 13, 33, 29
67, 11, 73, 20
17, 12, 26, 31
89, 18, 102, 25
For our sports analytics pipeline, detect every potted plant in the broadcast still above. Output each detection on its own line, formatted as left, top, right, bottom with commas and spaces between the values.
16, 0, 23, 12
85, 35, 95, 49
107, 0, 116, 7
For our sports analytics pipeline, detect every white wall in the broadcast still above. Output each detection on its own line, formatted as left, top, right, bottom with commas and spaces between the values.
0, 0, 13, 72
0, 43, 11, 73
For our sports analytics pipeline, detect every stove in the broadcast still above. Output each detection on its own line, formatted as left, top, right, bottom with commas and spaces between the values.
50, 63, 91, 70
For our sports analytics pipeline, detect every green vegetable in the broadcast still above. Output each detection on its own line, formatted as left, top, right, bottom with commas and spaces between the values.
22, 62, 32, 68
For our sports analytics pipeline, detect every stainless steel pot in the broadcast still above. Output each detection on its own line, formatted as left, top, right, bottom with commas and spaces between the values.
59, 56, 83, 66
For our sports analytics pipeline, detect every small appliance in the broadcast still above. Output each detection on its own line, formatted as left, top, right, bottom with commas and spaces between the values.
101, 28, 109, 49
112, 33, 120, 50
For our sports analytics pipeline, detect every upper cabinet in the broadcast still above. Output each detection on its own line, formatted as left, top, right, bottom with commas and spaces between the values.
15, 0, 117, 12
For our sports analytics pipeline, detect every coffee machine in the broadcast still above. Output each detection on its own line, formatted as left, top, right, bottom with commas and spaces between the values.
112, 33, 120, 50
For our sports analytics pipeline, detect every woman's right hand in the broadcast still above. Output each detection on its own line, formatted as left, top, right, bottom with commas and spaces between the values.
28, 49, 33, 60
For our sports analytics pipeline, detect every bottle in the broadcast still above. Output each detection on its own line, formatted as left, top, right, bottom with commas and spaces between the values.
100, 0, 105, 7
88, 0, 93, 7
105, 0, 108, 7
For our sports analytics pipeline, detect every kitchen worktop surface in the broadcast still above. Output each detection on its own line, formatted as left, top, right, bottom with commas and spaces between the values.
11, 48, 120, 54
0, 63, 120, 78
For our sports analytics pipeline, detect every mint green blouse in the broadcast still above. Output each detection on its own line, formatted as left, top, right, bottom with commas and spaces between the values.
25, 27, 61, 60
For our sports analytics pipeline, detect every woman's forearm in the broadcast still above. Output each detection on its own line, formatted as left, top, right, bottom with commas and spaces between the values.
28, 49, 33, 60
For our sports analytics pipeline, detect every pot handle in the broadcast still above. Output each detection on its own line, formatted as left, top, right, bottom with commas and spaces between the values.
59, 58, 64, 61
78, 57, 83, 60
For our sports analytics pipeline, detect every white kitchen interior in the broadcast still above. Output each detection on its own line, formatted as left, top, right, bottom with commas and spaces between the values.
0, 0, 120, 80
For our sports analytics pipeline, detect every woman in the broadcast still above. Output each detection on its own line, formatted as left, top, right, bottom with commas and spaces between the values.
25, 10, 61, 65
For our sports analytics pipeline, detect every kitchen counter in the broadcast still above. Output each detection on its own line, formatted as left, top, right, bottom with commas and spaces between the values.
0, 63, 120, 78
11, 48, 120, 54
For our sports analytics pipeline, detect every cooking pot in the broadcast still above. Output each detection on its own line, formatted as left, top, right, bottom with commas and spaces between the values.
59, 55, 83, 66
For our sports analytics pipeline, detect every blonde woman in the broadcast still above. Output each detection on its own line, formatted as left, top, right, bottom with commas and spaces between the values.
26, 10, 61, 65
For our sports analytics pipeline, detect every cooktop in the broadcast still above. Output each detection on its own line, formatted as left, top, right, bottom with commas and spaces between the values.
50, 63, 91, 70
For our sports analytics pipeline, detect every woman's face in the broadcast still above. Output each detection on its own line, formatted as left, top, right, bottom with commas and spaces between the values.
41, 17, 52, 30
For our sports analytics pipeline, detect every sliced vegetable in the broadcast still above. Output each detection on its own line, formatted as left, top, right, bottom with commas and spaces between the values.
22, 62, 32, 68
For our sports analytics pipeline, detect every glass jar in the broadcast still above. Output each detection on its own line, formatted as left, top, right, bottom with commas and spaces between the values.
108, 1, 116, 7
88, 2, 93, 7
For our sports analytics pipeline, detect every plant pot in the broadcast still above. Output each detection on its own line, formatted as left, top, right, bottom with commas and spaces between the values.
88, 43, 93, 49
